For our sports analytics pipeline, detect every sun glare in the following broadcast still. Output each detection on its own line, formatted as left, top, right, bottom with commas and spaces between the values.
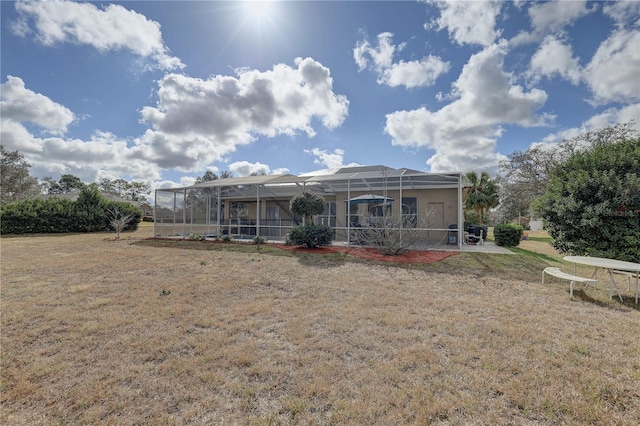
243, 1, 277, 26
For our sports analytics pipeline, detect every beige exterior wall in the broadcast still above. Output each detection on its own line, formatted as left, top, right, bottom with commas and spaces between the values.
333, 188, 459, 241
215, 188, 459, 241
333, 189, 458, 226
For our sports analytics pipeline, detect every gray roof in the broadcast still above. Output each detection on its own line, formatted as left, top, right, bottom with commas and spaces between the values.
157, 166, 465, 198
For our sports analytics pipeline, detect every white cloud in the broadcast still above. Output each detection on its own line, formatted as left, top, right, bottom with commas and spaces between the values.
425, 0, 502, 47
272, 167, 290, 175
583, 104, 640, 133
354, 32, 398, 72
381, 57, 451, 89
0, 77, 162, 183
528, 0, 592, 34
305, 148, 360, 170
527, 35, 582, 85
603, 1, 640, 29
1, 65, 302, 185
583, 29, 640, 105
354, 32, 449, 89
228, 161, 271, 177
537, 104, 640, 147
510, 0, 594, 46
12, 0, 183, 71
1, 76, 75, 135
137, 57, 348, 171
384, 41, 548, 173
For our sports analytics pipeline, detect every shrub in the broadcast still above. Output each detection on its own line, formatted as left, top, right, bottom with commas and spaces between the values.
288, 192, 331, 248
352, 210, 435, 255
289, 224, 332, 248
535, 137, 640, 261
494, 224, 523, 247
253, 236, 265, 245
0, 187, 141, 234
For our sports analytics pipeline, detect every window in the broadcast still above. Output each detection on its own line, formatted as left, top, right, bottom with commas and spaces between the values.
230, 202, 249, 218
317, 202, 336, 227
402, 197, 417, 228
266, 205, 280, 223
347, 201, 391, 227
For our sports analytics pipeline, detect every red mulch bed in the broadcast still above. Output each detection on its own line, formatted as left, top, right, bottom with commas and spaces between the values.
275, 244, 458, 264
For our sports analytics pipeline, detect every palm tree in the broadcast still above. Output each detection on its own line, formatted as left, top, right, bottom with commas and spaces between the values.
464, 171, 499, 224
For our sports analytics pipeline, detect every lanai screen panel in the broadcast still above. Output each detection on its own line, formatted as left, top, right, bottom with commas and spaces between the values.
154, 167, 465, 248
154, 186, 215, 238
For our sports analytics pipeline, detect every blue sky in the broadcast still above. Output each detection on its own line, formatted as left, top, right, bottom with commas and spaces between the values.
1, 0, 638, 190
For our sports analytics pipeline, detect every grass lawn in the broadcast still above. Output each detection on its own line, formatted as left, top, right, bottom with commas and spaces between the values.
1, 227, 639, 425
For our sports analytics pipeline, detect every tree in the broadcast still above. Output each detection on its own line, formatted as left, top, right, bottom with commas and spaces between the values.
288, 192, 332, 248
464, 171, 499, 224
126, 181, 150, 202
41, 176, 63, 194
98, 178, 150, 202
195, 170, 219, 183
74, 186, 108, 232
0, 145, 41, 203
107, 206, 136, 240
290, 191, 326, 222
59, 174, 85, 193
112, 179, 129, 198
351, 208, 435, 255
98, 178, 115, 194
499, 121, 638, 222
535, 137, 640, 262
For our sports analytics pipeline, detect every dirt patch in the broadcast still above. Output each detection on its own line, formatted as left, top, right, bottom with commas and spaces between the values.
275, 244, 458, 264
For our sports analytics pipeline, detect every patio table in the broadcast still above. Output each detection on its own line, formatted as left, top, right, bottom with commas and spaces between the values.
563, 256, 640, 303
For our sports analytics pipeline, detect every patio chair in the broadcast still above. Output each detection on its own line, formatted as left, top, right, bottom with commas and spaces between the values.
466, 225, 484, 245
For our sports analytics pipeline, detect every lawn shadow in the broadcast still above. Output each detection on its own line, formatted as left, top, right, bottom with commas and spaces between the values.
572, 289, 639, 311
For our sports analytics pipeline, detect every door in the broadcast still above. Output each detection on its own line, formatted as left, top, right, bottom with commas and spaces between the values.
427, 202, 445, 242
266, 204, 280, 237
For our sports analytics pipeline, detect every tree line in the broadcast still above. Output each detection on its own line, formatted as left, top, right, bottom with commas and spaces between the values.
0, 145, 151, 204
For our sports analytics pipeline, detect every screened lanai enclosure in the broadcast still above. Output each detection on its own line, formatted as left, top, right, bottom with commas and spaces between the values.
154, 166, 466, 250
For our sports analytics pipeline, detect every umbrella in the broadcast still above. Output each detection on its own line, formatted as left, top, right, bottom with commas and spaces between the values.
346, 194, 394, 204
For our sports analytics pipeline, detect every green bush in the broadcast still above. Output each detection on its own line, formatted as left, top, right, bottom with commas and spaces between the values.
0, 188, 141, 234
1, 198, 75, 234
494, 224, 523, 247
289, 224, 332, 248
535, 138, 639, 261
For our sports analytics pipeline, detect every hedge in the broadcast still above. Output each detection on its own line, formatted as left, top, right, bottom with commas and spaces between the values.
494, 224, 523, 247
1, 188, 141, 234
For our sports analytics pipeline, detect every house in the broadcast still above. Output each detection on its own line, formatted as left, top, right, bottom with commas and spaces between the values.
154, 165, 467, 249
138, 202, 154, 221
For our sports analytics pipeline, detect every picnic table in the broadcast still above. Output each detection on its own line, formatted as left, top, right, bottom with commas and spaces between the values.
563, 256, 640, 303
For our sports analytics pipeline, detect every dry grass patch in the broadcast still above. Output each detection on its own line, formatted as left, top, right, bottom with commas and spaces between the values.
1, 230, 639, 425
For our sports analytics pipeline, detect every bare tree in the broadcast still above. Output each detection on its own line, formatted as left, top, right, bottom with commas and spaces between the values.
107, 207, 136, 240
351, 208, 435, 255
